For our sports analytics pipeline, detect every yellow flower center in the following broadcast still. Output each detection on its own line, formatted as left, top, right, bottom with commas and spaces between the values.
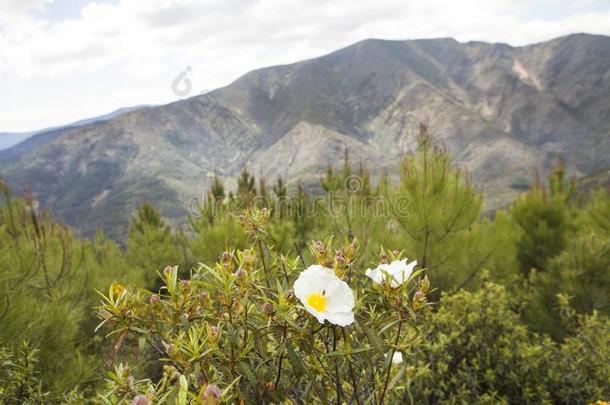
306, 292, 328, 312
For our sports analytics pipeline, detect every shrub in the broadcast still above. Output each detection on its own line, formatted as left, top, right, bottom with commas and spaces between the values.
95, 208, 431, 403
403, 280, 609, 404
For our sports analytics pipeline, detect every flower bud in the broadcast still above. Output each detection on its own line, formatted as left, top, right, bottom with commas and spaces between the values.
201, 384, 221, 403
163, 342, 175, 356
284, 289, 295, 302
334, 251, 346, 267
234, 268, 247, 280
209, 325, 219, 343
149, 294, 161, 304
412, 290, 427, 311
239, 248, 256, 272
110, 283, 126, 298
163, 266, 173, 276
314, 240, 327, 255
419, 275, 430, 293
179, 279, 190, 289
379, 252, 389, 264
131, 395, 150, 405
163, 365, 179, 382
261, 302, 275, 316
197, 371, 207, 386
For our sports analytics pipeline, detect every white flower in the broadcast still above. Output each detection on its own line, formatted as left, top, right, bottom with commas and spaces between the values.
365, 258, 417, 288
293, 264, 355, 326
386, 351, 403, 364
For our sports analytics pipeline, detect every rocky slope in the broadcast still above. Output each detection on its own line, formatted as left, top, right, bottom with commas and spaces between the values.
1, 33, 609, 240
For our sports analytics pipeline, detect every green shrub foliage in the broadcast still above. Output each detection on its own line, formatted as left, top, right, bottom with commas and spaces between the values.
1, 128, 609, 403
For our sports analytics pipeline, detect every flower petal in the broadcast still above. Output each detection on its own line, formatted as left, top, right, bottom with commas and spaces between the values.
294, 265, 337, 301
366, 258, 417, 287
326, 311, 354, 326
325, 278, 355, 312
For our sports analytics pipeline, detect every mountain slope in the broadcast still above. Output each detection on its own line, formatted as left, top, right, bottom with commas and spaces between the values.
1, 33, 609, 240
0, 105, 149, 152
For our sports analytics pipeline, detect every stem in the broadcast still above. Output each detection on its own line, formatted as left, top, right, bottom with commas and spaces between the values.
275, 323, 287, 390
274, 352, 285, 390
280, 262, 290, 284
258, 239, 271, 289
332, 326, 343, 405
342, 328, 362, 405
242, 300, 249, 348
294, 243, 306, 268
379, 318, 403, 404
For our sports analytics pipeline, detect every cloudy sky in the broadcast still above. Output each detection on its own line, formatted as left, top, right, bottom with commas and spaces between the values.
1, 0, 609, 132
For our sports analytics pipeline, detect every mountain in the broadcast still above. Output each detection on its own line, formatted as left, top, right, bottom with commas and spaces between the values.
1, 33, 609, 240
0, 105, 149, 151
0, 132, 35, 151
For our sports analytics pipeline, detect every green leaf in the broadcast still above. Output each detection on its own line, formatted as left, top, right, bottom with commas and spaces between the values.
177, 374, 188, 405
285, 340, 305, 377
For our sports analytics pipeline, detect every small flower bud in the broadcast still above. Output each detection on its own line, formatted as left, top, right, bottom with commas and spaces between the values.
234, 268, 247, 280
419, 275, 430, 293
284, 289, 295, 301
413, 290, 427, 311
197, 371, 207, 386
261, 302, 275, 316
149, 294, 161, 304
131, 395, 150, 405
209, 325, 219, 343
314, 241, 327, 254
163, 365, 179, 382
163, 266, 173, 276
179, 279, 190, 289
202, 384, 221, 403
110, 283, 126, 298
163, 342, 175, 356
198, 292, 209, 304
334, 251, 346, 267
379, 252, 389, 264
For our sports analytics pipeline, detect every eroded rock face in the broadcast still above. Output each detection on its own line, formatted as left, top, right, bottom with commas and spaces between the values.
1, 34, 609, 239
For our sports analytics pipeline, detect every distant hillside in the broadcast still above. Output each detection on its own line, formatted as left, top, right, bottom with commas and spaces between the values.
0, 105, 149, 151
1, 33, 609, 240
0, 132, 34, 151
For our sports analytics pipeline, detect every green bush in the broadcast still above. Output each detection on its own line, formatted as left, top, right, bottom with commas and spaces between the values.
1, 129, 609, 403
401, 280, 609, 404
95, 208, 431, 403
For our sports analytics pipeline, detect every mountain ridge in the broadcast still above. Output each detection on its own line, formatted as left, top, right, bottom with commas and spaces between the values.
1, 33, 609, 240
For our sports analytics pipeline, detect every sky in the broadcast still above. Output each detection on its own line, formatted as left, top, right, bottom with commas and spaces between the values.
1, 0, 609, 132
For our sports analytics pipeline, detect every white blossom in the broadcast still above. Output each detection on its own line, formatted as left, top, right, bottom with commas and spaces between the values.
365, 258, 417, 288
293, 265, 355, 326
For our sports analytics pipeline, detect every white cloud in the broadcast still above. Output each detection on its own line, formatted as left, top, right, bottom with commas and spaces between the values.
0, 0, 609, 132
0, 0, 53, 15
